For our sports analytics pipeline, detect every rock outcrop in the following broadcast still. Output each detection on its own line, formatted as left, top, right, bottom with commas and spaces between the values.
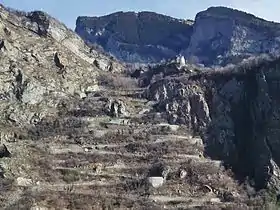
76, 7, 280, 66
147, 55, 280, 191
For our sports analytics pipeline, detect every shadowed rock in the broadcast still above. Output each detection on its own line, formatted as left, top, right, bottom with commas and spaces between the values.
0, 144, 11, 158
54, 52, 65, 70
148, 162, 170, 180
0, 40, 5, 51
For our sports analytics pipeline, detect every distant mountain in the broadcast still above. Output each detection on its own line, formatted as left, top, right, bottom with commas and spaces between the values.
75, 7, 280, 66
75, 11, 194, 64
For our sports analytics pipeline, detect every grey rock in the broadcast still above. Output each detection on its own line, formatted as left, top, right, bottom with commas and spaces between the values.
183, 7, 280, 66
21, 82, 46, 105
30, 205, 49, 210
26, 11, 49, 36
148, 80, 210, 130
179, 169, 187, 179
156, 123, 179, 132
93, 58, 113, 71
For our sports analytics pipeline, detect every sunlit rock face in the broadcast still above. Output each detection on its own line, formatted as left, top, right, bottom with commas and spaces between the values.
184, 7, 280, 66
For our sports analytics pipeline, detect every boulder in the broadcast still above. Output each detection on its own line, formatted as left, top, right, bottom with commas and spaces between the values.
26, 11, 49, 36
30, 206, 49, 210
147, 177, 164, 188
21, 82, 46, 105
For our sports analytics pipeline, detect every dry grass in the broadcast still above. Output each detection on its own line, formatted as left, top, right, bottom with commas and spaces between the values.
5, 186, 160, 210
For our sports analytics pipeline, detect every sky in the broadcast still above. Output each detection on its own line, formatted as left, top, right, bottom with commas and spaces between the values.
1, 0, 280, 29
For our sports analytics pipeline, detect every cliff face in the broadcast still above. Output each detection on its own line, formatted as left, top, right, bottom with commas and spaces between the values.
75, 11, 193, 63
76, 7, 280, 66
185, 7, 280, 66
146, 56, 280, 190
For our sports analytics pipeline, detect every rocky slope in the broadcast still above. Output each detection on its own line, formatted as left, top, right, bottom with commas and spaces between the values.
76, 7, 280, 66
0, 3, 280, 209
146, 54, 280, 196
0, 5, 253, 209
0, 4, 125, 127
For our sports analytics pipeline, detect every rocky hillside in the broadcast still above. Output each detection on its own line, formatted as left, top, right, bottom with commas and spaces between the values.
0, 4, 251, 209
76, 7, 280, 66
0, 4, 125, 126
1, 3, 280, 209
146, 54, 280, 194
75, 11, 193, 64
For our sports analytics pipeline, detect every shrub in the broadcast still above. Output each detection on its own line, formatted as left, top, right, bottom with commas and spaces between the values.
59, 169, 80, 183
97, 73, 138, 90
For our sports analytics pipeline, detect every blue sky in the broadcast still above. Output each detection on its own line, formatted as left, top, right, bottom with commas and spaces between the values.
1, 0, 280, 29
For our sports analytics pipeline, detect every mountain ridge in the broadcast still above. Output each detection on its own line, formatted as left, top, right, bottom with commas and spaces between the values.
76, 6, 280, 66
75, 10, 194, 63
